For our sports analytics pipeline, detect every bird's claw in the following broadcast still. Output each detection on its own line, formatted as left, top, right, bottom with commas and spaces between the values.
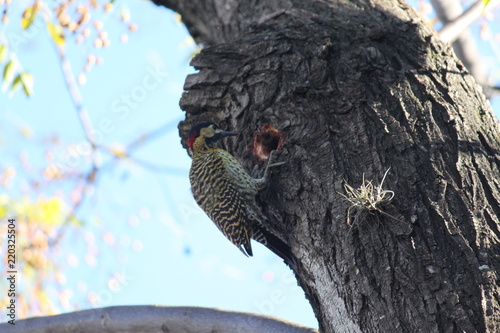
268, 150, 286, 168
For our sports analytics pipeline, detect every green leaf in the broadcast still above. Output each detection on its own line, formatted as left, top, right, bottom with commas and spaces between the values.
21, 6, 39, 30
20, 72, 34, 97
69, 215, 85, 226
11, 73, 34, 96
0, 45, 7, 63
47, 22, 65, 48
11, 74, 22, 93
2, 60, 17, 90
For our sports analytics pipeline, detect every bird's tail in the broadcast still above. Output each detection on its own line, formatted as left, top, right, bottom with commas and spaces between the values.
253, 224, 297, 268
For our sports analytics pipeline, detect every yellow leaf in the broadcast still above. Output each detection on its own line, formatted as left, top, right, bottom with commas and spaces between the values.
2, 59, 16, 90
21, 6, 39, 30
0, 194, 9, 218
0, 206, 7, 219
37, 197, 65, 226
47, 22, 65, 48
20, 72, 34, 97
109, 146, 127, 158
11, 199, 30, 223
69, 216, 85, 226
0, 44, 7, 63
19, 125, 33, 138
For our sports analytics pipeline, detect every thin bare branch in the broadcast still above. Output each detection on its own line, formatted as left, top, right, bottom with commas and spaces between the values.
127, 118, 181, 152
48, 36, 102, 244
49, 165, 98, 246
130, 157, 187, 175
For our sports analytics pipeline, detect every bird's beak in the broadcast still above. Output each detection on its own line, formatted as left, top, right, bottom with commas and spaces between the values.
219, 130, 239, 137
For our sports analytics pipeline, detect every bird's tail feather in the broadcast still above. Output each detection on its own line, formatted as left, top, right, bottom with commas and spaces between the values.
253, 224, 297, 268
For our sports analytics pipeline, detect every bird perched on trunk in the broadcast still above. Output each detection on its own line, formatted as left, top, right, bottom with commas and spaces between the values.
188, 122, 294, 266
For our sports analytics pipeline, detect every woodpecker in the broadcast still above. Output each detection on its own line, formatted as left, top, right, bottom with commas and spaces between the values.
188, 122, 294, 266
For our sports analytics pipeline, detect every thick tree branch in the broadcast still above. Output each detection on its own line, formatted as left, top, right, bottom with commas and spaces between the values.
431, 0, 499, 96
0, 306, 318, 333
438, 0, 500, 44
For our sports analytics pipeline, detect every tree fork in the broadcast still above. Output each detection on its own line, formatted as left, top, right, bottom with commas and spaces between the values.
153, 0, 500, 332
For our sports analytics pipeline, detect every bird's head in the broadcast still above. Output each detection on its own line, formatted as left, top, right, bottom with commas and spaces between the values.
188, 122, 238, 156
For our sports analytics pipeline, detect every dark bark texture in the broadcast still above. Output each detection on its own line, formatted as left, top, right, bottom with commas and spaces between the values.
153, 0, 500, 332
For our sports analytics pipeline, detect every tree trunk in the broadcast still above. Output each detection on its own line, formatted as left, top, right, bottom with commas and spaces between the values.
153, 0, 500, 332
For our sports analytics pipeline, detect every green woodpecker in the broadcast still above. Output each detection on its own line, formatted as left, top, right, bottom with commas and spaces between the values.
188, 122, 294, 265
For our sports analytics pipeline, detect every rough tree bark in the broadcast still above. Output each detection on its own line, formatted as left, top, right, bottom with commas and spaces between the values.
153, 0, 500, 332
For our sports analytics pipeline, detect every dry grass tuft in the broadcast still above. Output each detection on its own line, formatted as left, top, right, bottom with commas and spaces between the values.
339, 168, 394, 226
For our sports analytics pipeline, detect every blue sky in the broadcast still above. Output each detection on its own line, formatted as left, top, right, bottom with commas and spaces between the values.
1, 0, 499, 330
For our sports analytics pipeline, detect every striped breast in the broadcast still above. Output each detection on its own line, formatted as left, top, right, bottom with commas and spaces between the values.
190, 148, 254, 256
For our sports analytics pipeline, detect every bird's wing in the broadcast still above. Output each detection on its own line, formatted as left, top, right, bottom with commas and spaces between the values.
209, 180, 253, 257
